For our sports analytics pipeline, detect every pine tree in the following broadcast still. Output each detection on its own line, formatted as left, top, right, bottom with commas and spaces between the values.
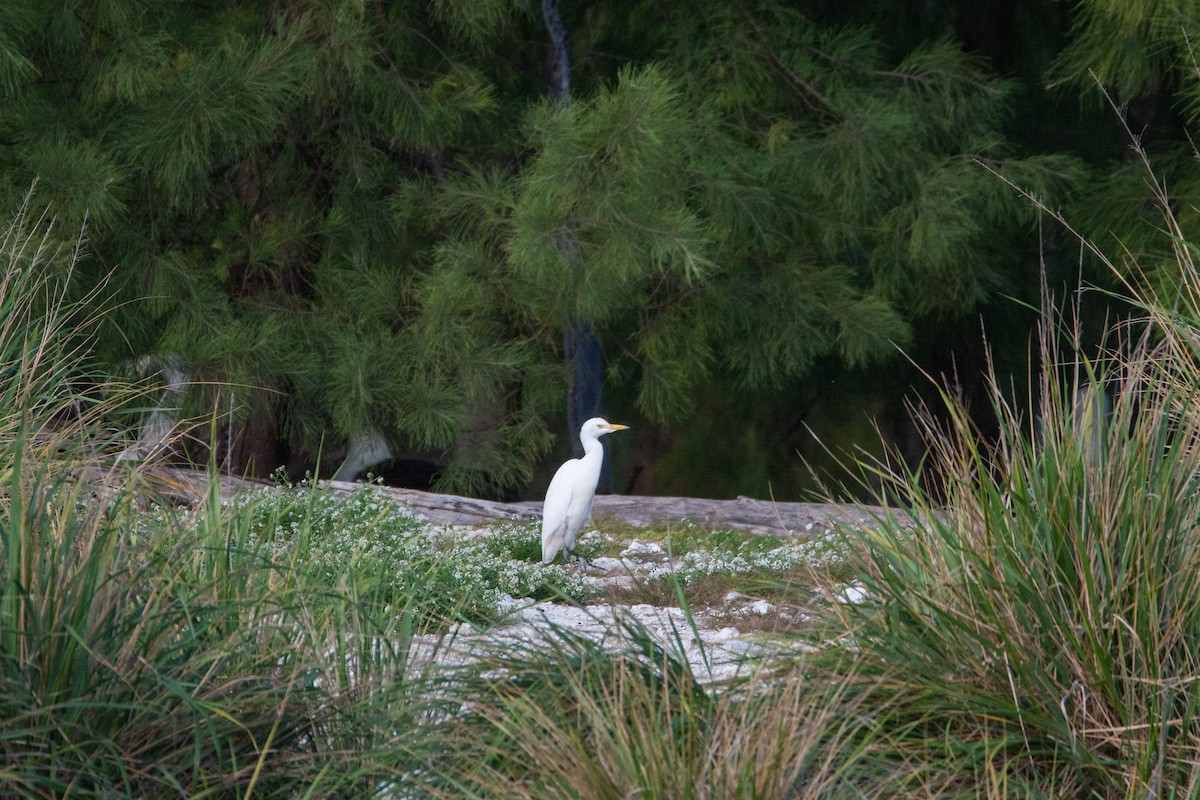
2, 0, 524, 489
1044, 0, 1200, 284
0, 0, 1112, 498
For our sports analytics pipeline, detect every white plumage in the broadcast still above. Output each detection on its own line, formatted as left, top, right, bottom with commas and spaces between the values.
541, 417, 629, 564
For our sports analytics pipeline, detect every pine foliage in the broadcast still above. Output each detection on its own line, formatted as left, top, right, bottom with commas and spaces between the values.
0, 0, 1149, 493
1046, 0, 1200, 293
1049, 0, 1199, 106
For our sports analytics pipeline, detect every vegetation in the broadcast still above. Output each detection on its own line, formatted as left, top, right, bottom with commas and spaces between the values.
0, 210, 429, 797
9, 2, 1200, 798
10, 128, 1200, 793
1, 0, 1185, 497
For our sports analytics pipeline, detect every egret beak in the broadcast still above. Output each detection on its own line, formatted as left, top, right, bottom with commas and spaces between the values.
601, 423, 630, 431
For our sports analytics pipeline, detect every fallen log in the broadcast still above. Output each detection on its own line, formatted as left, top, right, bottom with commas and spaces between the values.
103, 467, 905, 536
343, 484, 906, 535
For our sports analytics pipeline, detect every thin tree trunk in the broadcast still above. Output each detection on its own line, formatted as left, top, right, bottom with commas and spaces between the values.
542, 0, 571, 105
542, 0, 610, 489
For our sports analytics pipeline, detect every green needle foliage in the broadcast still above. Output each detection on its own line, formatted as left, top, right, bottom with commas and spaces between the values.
0, 0, 1091, 492
1050, 0, 1199, 113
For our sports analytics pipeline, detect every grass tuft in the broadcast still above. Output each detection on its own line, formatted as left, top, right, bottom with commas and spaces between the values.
0, 204, 454, 797
807, 316, 1200, 794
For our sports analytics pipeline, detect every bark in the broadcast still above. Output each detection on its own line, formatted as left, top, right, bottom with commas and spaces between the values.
124, 467, 909, 537
541, 0, 609, 488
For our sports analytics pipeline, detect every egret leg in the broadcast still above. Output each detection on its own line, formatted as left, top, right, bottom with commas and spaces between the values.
566, 548, 594, 568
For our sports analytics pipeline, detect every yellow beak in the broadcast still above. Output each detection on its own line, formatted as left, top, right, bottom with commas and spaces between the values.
602, 423, 630, 431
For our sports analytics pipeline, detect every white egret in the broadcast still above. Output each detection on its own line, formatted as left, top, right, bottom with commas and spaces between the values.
541, 417, 629, 564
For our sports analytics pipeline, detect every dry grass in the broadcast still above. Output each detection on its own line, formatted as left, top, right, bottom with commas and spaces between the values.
435, 617, 896, 799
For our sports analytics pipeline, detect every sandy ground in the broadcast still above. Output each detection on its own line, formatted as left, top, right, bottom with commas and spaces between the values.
417, 534, 859, 683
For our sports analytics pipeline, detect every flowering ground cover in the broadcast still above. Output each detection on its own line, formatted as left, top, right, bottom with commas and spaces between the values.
169, 479, 859, 642
154, 478, 859, 679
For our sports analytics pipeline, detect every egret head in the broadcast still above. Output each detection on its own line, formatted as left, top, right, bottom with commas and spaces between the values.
582, 417, 630, 437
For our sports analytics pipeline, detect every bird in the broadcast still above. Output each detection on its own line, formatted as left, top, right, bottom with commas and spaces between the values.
541, 417, 629, 564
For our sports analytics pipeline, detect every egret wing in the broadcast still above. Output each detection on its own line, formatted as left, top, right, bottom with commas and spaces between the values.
541, 458, 581, 563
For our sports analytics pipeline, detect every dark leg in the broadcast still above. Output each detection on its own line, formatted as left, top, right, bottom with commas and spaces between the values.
566, 548, 594, 568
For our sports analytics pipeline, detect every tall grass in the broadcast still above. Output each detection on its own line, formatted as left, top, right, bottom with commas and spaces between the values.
804, 150, 1200, 794
0, 206, 457, 797
429, 615, 899, 799
815, 346, 1200, 795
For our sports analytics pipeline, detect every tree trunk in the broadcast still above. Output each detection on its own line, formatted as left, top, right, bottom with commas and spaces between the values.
542, 0, 610, 489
